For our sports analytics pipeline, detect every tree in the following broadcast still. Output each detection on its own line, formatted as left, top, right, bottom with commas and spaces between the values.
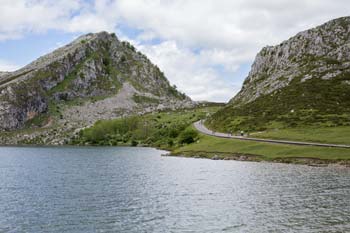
178, 128, 198, 144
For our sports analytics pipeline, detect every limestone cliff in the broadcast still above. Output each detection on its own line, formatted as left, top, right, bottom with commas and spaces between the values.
209, 16, 350, 132
232, 16, 350, 106
0, 32, 193, 144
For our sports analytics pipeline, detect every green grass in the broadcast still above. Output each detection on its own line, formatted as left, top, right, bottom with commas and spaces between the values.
252, 126, 350, 145
72, 105, 222, 148
70, 103, 350, 163
208, 73, 350, 132
174, 132, 350, 161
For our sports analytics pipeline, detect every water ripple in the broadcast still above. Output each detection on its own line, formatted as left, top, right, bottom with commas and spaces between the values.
0, 146, 349, 232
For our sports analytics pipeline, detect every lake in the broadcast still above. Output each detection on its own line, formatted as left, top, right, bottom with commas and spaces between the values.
0, 146, 349, 232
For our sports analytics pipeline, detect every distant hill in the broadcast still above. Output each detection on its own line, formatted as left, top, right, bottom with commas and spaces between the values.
0, 32, 193, 144
208, 16, 350, 132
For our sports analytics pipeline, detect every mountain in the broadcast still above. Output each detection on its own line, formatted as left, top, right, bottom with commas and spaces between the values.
0, 72, 9, 77
0, 32, 193, 144
208, 16, 350, 132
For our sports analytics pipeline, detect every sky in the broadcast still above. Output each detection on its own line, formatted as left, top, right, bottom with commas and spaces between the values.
0, 0, 350, 102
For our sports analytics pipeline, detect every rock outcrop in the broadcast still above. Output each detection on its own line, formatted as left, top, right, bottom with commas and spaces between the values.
208, 16, 350, 132
231, 16, 350, 106
0, 32, 193, 143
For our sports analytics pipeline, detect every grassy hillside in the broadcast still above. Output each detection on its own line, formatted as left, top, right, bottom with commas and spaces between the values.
252, 126, 350, 145
207, 74, 350, 133
72, 104, 350, 165
71, 105, 222, 149
174, 132, 350, 163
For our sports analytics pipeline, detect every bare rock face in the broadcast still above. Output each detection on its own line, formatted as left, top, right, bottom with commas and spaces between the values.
231, 16, 350, 106
0, 72, 8, 78
208, 17, 350, 132
0, 32, 193, 133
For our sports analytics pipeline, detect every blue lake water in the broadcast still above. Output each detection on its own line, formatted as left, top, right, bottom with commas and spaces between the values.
0, 146, 349, 232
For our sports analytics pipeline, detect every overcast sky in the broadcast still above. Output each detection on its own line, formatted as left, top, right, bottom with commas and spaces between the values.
1, 0, 350, 102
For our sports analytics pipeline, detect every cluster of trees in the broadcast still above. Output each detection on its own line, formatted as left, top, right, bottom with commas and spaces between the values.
73, 111, 201, 148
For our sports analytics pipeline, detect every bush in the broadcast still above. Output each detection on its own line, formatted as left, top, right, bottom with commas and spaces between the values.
73, 107, 217, 147
178, 128, 198, 144
167, 139, 174, 147
131, 140, 138, 147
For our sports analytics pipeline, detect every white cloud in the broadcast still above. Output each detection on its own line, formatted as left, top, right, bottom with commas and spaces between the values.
0, 0, 81, 38
0, 0, 119, 39
114, 0, 350, 101
198, 49, 255, 73
66, 0, 120, 33
0, 59, 20, 71
138, 41, 239, 102
1, 0, 350, 101
115, 0, 350, 49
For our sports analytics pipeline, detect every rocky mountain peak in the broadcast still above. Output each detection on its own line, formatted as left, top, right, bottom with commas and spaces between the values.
0, 31, 193, 137
23, 31, 116, 72
231, 16, 350, 106
208, 16, 350, 132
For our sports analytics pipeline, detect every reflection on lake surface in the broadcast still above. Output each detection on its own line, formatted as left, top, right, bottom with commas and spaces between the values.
0, 146, 349, 232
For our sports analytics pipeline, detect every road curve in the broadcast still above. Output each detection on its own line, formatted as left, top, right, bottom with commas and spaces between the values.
194, 120, 350, 149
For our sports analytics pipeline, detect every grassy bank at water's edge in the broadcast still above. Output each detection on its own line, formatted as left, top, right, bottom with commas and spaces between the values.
172, 129, 350, 165
71, 105, 350, 165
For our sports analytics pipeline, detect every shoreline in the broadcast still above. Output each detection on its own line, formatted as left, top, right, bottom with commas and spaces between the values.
1, 143, 349, 168
166, 151, 350, 168
194, 121, 350, 149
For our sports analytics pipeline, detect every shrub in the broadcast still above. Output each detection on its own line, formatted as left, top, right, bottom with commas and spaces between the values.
178, 128, 198, 144
131, 140, 138, 147
167, 139, 174, 147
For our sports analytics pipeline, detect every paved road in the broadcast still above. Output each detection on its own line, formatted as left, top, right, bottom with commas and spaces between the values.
194, 120, 350, 149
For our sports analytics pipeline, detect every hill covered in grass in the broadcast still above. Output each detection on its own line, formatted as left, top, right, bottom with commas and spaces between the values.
0, 32, 193, 145
208, 16, 350, 133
